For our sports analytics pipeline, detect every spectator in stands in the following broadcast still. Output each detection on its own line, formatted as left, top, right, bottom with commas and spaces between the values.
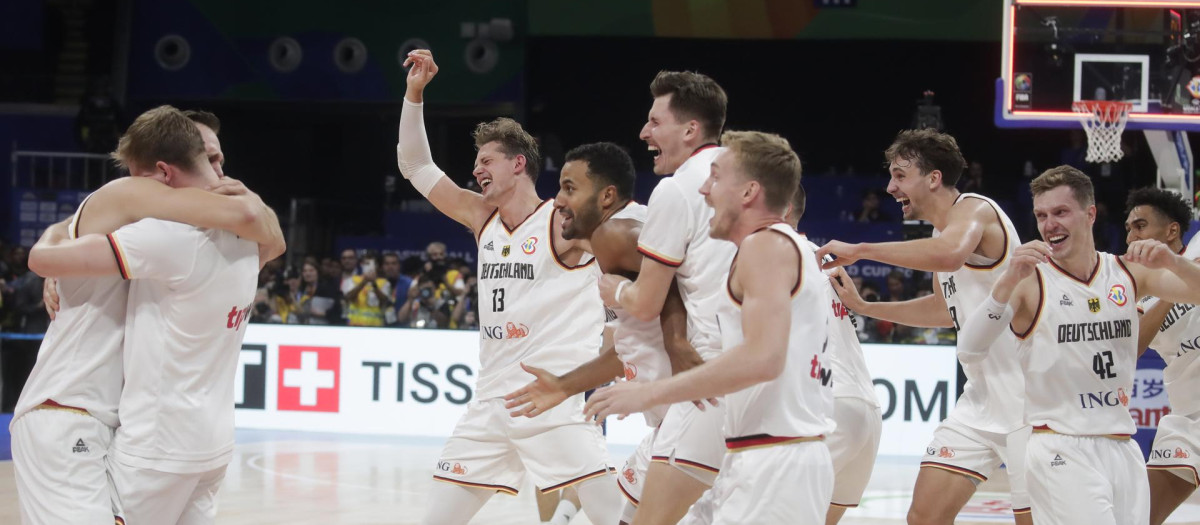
320, 256, 342, 285
344, 253, 392, 327
339, 249, 360, 294
460, 310, 479, 331
961, 161, 985, 194
853, 189, 892, 223
885, 268, 910, 302
1, 246, 44, 412
250, 288, 277, 324
271, 267, 305, 324
300, 260, 342, 325
398, 275, 450, 329
449, 274, 478, 329
382, 253, 408, 325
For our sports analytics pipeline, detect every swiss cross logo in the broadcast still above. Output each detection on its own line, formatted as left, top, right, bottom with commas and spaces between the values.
278, 345, 340, 412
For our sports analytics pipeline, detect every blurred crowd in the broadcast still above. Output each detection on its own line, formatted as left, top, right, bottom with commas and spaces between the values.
251, 241, 479, 331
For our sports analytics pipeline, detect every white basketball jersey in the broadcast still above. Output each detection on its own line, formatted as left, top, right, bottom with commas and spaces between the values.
1018, 254, 1138, 436
802, 236, 878, 407
1140, 240, 1200, 416
934, 193, 1025, 433
108, 219, 259, 473
608, 202, 671, 426
638, 145, 737, 359
474, 200, 605, 400
717, 224, 835, 444
11, 196, 127, 429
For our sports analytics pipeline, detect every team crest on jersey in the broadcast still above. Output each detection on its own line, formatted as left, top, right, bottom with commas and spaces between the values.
1088, 297, 1101, 313
521, 236, 538, 255
501, 245, 511, 257
1108, 284, 1128, 307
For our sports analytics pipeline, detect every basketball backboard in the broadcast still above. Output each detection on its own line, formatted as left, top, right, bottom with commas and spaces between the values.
997, 0, 1200, 131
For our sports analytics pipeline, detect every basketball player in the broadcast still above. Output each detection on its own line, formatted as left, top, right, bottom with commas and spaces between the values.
595, 69, 735, 525
502, 141, 699, 524
397, 50, 621, 525
42, 108, 271, 319
819, 129, 1031, 525
957, 166, 1200, 525
786, 183, 882, 525
587, 130, 834, 524
1123, 188, 1200, 525
13, 107, 282, 525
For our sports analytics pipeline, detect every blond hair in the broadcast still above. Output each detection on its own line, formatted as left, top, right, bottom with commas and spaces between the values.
720, 130, 802, 213
112, 105, 204, 172
1030, 165, 1094, 208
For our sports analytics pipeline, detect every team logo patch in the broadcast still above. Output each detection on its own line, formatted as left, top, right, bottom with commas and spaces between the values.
501, 245, 510, 257
1108, 284, 1128, 307
937, 447, 955, 459
623, 467, 637, 485
1060, 294, 1074, 307
1088, 297, 1101, 313
522, 236, 538, 255
624, 363, 638, 381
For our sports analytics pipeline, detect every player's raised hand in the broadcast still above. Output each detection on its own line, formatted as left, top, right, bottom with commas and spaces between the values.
403, 49, 439, 93
598, 274, 629, 308
816, 240, 858, 270
583, 381, 651, 423
503, 362, 569, 418
1124, 239, 1176, 269
1003, 241, 1051, 284
43, 277, 60, 320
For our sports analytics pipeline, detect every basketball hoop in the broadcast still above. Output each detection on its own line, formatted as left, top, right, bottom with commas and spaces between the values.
1071, 100, 1132, 164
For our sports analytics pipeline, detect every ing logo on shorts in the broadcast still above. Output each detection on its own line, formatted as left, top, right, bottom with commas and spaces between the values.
438, 461, 468, 475
624, 363, 637, 381
1108, 284, 1128, 307
937, 447, 955, 459
623, 467, 637, 485
1177, 447, 1191, 459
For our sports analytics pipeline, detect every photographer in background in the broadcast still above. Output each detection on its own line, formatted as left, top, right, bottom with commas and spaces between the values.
344, 252, 392, 327
397, 274, 451, 329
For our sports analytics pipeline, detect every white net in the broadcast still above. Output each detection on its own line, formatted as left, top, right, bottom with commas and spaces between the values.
1071, 101, 1132, 164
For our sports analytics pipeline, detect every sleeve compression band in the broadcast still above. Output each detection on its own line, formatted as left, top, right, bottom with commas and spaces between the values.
956, 295, 1013, 365
396, 98, 447, 197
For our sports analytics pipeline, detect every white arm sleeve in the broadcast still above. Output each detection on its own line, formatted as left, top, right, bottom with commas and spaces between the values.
956, 295, 1013, 364
396, 98, 447, 197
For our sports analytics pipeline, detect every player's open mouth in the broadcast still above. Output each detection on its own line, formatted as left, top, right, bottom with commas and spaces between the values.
480, 178, 492, 193
897, 197, 911, 213
560, 210, 574, 230
648, 145, 661, 162
1048, 234, 1067, 245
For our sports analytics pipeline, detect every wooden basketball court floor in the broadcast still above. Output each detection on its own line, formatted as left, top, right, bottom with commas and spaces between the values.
2, 428, 1199, 524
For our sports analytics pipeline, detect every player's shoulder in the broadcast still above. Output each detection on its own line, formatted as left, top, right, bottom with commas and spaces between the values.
121, 217, 198, 235
743, 226, 801, 258
950, 194, 998, 222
